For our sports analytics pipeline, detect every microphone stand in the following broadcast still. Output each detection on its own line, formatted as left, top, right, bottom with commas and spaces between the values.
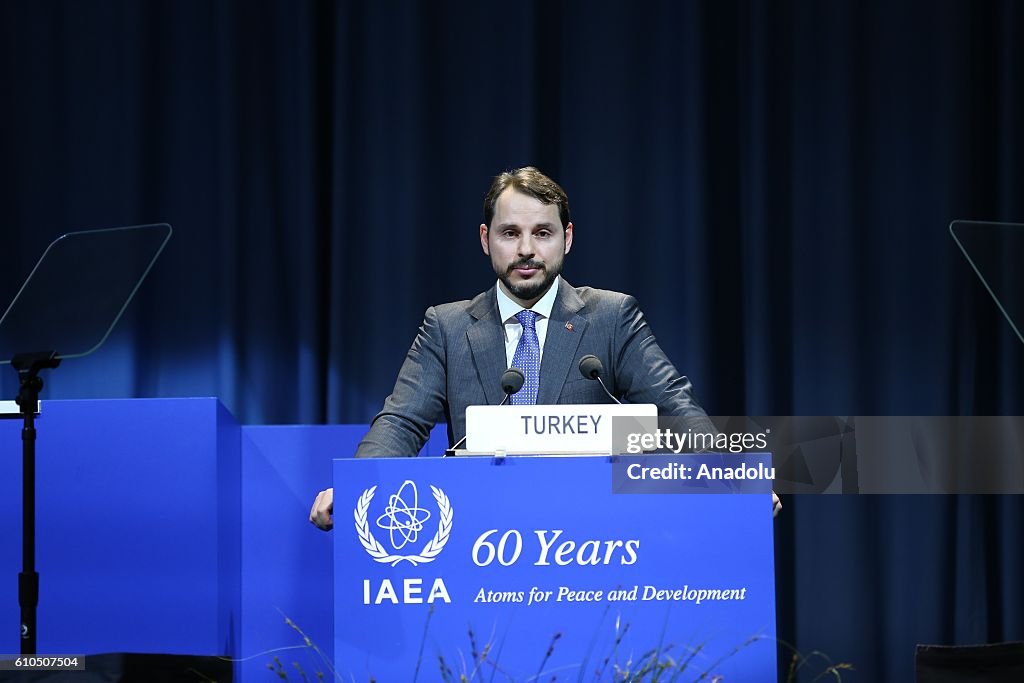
444, 392, 515, 456
445, 370, 523, 456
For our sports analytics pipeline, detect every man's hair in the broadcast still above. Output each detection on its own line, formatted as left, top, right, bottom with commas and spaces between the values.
482, 166, 570, 231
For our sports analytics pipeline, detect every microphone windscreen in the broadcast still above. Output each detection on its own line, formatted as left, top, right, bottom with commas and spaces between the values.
501, 367, 525, 394
579, 354, 604, 380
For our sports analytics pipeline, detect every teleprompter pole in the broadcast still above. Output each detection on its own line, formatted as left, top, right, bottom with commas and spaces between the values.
12, 351, 60, 655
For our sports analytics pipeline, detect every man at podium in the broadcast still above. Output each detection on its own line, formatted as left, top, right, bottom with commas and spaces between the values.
311, 166, 714, 530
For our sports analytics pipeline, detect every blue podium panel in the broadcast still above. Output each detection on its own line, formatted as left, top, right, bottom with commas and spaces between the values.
0, 398, 240, 656
333, 455, 776, 681
238, 424, 363, 682
236, 422, 447, 681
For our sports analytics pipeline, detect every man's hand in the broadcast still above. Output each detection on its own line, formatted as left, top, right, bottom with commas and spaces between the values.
772, 491, 782, 518
310, 488, 334, 531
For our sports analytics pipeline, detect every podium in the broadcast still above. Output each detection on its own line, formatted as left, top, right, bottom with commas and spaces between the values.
333, 454, 777, 680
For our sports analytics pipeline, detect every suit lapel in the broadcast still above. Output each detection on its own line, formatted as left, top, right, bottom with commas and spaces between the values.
538, 279, 588, 404
467, 286, 508, 405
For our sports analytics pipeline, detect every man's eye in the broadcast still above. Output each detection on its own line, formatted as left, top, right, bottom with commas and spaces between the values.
503, 231, 517, 238
536, 231, 551, 238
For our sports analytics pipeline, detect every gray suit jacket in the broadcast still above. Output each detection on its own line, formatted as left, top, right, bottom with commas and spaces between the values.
355, 279, 709, 457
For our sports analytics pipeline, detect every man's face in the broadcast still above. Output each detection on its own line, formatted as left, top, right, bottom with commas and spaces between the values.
480, 188, 574, 308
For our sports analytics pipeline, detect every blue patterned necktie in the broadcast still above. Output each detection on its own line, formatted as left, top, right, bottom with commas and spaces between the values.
510, 310, 540, 405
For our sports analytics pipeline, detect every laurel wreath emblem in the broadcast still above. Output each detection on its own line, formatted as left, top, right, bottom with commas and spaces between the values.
354, 484, 453, 566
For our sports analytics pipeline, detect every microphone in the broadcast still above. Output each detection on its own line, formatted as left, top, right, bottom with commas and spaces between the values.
498, 367, 525, 406
445, 367, 525, 456
578, 354, 621, 404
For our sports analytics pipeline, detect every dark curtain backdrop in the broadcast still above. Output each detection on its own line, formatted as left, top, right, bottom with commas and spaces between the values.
1, 1, 1022, 680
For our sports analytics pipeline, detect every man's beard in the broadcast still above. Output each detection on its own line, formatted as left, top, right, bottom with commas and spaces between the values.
498, 258, 561, 302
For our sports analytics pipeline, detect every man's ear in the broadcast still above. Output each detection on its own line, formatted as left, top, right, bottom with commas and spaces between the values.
480, 224, 490, 255
563, 222, 574, 255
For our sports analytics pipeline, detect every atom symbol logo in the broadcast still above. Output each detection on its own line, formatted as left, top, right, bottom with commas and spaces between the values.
376, 480, 432, 551
354, 481, 454, 566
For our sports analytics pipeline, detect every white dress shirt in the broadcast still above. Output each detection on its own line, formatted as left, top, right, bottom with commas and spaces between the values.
495, 275, 561, 367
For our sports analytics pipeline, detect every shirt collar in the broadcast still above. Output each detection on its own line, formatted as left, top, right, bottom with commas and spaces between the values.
496, 275, 560, 324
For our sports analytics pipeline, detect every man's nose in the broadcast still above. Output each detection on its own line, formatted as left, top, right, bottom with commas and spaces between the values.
517, 235, 535, 257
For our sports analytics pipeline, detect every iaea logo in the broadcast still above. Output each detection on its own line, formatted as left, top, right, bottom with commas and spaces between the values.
354, 480, 453, 566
